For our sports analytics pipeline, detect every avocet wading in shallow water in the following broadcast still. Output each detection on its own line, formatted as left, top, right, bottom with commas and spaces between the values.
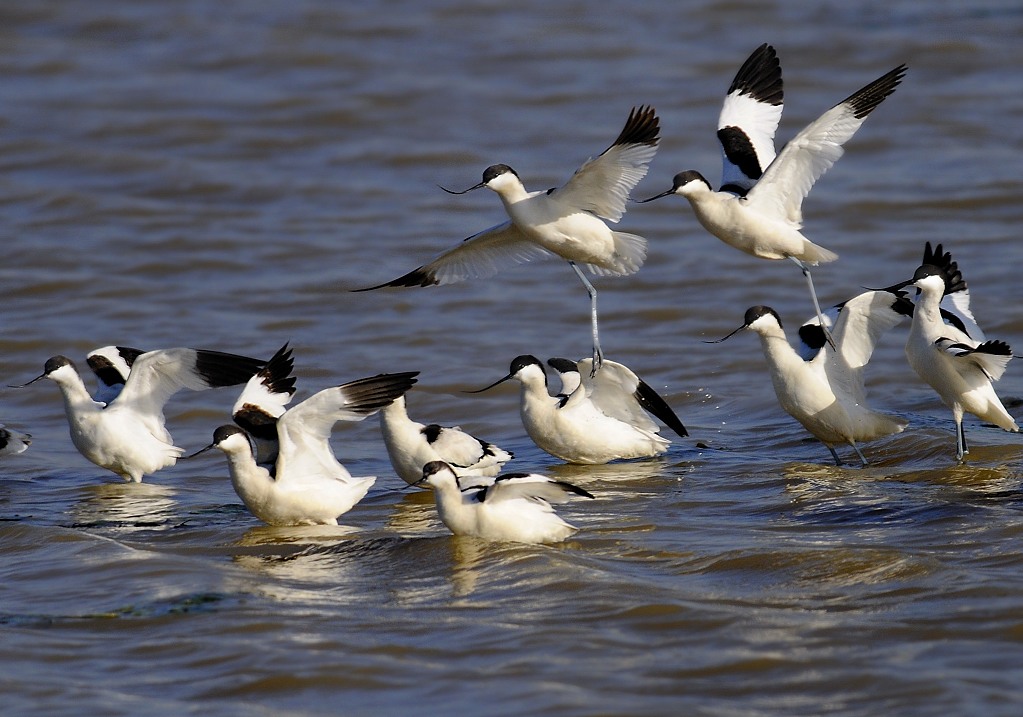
469, 354, 688, 464
355, 106, 660, 375
414, 460, 594, 544
190, 369, 419, 526
379, 391, 513, 487
641, 51, 907, 345
14, 347, 266, 482
709, 292, 911, 466
900, 253, 1018, 461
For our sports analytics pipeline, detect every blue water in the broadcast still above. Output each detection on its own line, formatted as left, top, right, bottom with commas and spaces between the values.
2, 1, 1023, 715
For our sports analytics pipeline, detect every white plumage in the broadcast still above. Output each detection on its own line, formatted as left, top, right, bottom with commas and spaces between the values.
712, 292, 910, 465
471, 354, 687, 465
643, 60, 907, 340
903, 260, 1017, 460
415, 460, 594, 543
380, 393, 512, 486
192, 371, 418, 525
18, 347, 265, 482
357, 106, 660, 373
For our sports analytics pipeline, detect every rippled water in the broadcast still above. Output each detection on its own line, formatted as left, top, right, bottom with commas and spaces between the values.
3, 1, 1023, 715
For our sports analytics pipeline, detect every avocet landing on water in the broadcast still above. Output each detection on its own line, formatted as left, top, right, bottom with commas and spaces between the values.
900, 254, 1018, 461
641, 52, 907, 344
469, 355, 687, 465
414, 460, 594, 544
14, 348, 266, 482
379, 392, 513, 486
190, 370, 419, 526
354, 106, 660, 375
0, 424, 31, 457
710, 293, 911, 466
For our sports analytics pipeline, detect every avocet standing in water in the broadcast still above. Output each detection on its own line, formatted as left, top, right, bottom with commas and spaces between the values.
0, 424, 31, 456
355, 106, 660, 374
414, 460, 594, 543
641, 59, 907, 341
709, 293, 910, 466
190, 370, 419, 526
379, 392, 513, 486
902, 258, 1018, 460
15, 347, 266, 482
469, 354, 688, 464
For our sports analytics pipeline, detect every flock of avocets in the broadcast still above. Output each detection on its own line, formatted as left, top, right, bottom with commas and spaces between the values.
2, 45, 1018, 543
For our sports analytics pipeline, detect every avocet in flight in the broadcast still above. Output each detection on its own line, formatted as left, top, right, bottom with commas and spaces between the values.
642, 54, 907, 343
356, 106, 660, 375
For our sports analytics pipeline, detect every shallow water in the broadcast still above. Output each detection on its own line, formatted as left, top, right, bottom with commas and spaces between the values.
3, 1, 1023, 715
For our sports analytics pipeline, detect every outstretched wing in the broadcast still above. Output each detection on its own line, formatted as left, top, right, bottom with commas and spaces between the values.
822, 289, 911, 403
551, 105, 659, 222
354, 222, 552, 290
718, 43, 784, 195
276, 372, 419, 483
745, 65, 906, 227
116, 348, 264, 424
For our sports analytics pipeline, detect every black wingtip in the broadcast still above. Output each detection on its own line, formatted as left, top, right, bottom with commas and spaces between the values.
921, 241, 967, 296
612, 105, 660, 148
553, 479, 596, 500
634, 379, 689, 438
843, 64, 907, 119
342, 371, 421, 414
259, 343, 297, 397
194, 350, 266, 388
727, 43, 783, 106
351, 266, 439, 291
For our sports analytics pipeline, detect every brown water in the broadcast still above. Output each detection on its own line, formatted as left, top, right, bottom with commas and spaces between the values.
3, 2, 1023, 715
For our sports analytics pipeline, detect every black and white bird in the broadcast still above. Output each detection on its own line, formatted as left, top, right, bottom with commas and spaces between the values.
229, 343, 297, 466
642, 56, 907, 343
86, 345, 146, 404
0, 424, 31, 457
414, 460, 594, 543
470, 355, 687, 464
715, 43, 785, 196
796, 241, 982, 361
710, 291, 911, 466
379, 392, 513, 486
190, 371, 419, 526
15, 348, 266, 482
902, 255, 1017, 460
356, 106, 660, 374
